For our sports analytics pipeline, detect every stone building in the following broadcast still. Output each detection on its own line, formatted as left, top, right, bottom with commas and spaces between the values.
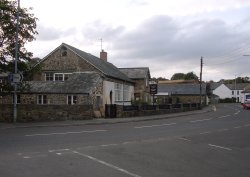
156, 82, 207, 105
0, 43, 135, 121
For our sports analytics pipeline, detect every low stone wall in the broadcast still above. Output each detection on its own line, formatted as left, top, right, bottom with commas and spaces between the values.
0, 104, 93, 122
116, 103, 201, 118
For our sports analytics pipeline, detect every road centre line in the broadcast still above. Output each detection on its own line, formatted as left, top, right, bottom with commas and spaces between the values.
48, 149, 70, 153
25, 130, 107, 137
199, 131, 211, 135
217, 115, 231, 119
208, 144, 232, 151
234, 126, 242, 129
72, 150, 142, 177
190, 118, 212, 123
134, 123, 176, 129
178, 137, 191, 142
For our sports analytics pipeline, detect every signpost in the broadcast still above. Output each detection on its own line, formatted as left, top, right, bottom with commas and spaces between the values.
150, 84, 158, 105
8, 73, 23, 83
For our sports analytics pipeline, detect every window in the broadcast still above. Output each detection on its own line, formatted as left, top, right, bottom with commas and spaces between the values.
54, 74, 63, 81
54, 73, 71, 81
237, 91, 239, 95
115, 83, 122, 101
45, 73, 53, 81
123, 85, 129, 101
37, 95, 47, 104
67, 95, 77, 105
232, 91, 234, 95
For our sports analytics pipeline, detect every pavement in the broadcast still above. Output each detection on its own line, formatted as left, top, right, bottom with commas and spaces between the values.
0, 105, 214, 129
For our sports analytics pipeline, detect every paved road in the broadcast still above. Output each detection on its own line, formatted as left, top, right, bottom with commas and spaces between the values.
0, 104, 249, 177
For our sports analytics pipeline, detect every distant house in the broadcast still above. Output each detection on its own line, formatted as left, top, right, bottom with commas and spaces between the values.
156, 82, 207, 105
242, 85, 250, 102
119, 67, 151, 103
211, 82, 250, 103
211, 83, 231, 100
226, 83, 250, 103
0, 43, 135, 121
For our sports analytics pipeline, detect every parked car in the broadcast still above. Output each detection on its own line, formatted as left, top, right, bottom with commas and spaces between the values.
242, 100, 250, 110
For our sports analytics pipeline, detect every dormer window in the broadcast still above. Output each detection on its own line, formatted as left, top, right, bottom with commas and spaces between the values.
45, 73, 72, 81
55, 74, 64, 81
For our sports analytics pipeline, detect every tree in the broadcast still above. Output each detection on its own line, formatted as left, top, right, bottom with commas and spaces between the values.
171, 73, 185, 80
171, 72, 198, 81
0, 0, 38, 72
184, 72, 198, 81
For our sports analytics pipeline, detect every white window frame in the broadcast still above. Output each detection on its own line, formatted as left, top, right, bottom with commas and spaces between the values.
123, 85, 129, 101
67, 95, 77, 105
45, 73, 53, 81
37, 95, 47, 104
115, 83, 123, 102
54, 73, 72, 81
54, 73, 64, 81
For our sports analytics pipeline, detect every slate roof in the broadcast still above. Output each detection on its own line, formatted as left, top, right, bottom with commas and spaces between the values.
43, 43, 133, 83
119, 67, 151, 79
225, 83, 250, 90
26, 72, 102, 94
157, 83, 207, 95
209, 82, 222, 90
242, 85, 250, 93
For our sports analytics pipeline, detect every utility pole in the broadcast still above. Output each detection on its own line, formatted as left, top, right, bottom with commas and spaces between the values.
13, 0, 20, 123
199, 56, 203, 109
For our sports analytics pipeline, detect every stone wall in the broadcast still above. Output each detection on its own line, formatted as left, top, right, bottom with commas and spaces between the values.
0, 93, 90, 105
0, 104, 93, 122
115, 103, 201, 118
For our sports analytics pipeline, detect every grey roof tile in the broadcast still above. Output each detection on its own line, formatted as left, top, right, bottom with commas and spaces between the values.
119, 67, 150, 79
27, 72, 102, 94
157, 83, 206, 95
62, 43, 134, 83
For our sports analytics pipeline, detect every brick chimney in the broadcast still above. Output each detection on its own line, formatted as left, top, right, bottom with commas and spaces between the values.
100, 50, 107, 61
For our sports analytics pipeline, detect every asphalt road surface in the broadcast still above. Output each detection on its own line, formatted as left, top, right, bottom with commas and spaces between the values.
0, 104, 249, 177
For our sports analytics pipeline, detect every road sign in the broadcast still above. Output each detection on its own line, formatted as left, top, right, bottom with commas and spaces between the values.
8, 73, 23, 83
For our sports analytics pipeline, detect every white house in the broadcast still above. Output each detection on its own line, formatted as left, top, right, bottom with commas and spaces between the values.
211, 83, 250, 103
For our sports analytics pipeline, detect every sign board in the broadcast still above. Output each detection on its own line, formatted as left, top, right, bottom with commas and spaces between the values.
150, 84, 158, 94
8, 73, 23, 83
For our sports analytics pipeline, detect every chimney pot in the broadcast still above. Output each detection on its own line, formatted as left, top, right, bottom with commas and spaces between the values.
100, 50, 107, 61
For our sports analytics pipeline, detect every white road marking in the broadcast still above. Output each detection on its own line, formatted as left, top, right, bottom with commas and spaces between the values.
234, 111, 240, 115
49, 149, 70, 153
190, 118, 212, 123
234, 126, 243, 129
23, 156, 31, 159
134, 123, 176, 129
199, 131, 211, 135
244, 124, 250, 127
178, 137, 191, 142
100, 144, 119, 147
72, 151, 142, 177
217, 129, 229, 132
25, 130, 107, 137
217, 115, 230, 119
208, 144, 232, 151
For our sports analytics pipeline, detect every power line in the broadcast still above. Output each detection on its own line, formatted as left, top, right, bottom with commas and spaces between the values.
205, 43, 250, 66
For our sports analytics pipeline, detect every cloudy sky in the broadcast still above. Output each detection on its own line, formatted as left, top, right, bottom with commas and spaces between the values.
21, 0, 250, 81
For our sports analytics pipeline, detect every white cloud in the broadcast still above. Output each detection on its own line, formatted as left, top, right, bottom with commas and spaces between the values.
22, 0, 250, 81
